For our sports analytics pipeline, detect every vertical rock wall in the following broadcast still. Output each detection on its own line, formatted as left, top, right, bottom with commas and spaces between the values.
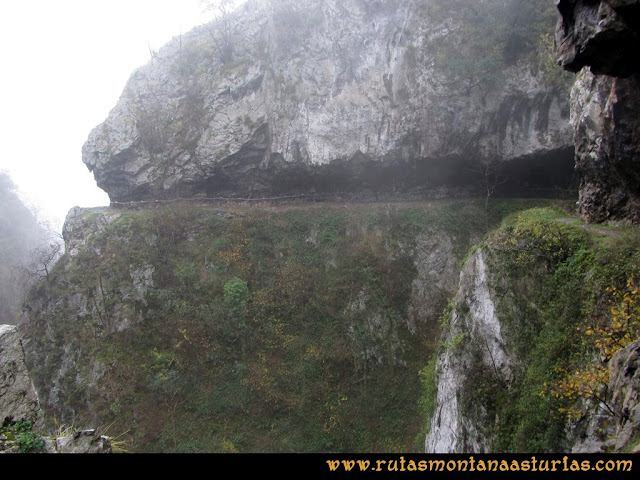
556, 0, 640, 224
425, 249, 513, 453
0, 325, 42, 428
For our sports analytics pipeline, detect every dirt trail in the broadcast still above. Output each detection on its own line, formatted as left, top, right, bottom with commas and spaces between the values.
557, 217, 628, 237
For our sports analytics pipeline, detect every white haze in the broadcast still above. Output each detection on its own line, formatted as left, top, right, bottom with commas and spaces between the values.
0, 1, 240, 232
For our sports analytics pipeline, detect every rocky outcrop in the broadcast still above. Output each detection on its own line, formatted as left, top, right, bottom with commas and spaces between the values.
0, 325, 41, 428
555, 0, 640, 77
52, 429, 112, 454
83, 0, 573, 202
425, 213, 640, 453
569, 340, 640, 453
570, 70, 640, 224
425, 248, 513, 453
1, 324, 112, 453
556, 0, 640, 224
1, 427, 111, 454
608, 339, 640, 451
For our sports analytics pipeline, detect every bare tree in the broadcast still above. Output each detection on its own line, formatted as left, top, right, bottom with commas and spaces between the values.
202, 0, 236, 64
18, 207, 64, 285
468, 159, 508, 213
0, 172, 62, 323
23, 242, 62, 282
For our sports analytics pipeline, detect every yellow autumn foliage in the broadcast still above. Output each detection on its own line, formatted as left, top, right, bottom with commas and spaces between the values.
546, 275, 640, 419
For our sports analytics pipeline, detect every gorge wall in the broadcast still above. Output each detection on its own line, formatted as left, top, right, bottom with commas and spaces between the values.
556, 0, 640, 224
7, 0, 640, 455
18, 199, 509, 452
16, 200, 640, 453
83, 0, 574, 203
424, 207, 640, 453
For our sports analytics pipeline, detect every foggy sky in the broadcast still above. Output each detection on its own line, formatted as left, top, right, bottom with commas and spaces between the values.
0, 1, 226, 231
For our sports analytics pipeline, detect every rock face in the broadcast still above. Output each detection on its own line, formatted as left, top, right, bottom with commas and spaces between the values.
556, 0, 640, 224
54, 429, 112, 454
425, 249, 513, 453
555, 0, 640, 77
83, 0, 573, 202
18, 200, 499, 452
0, 325, 41, 428
569, 340, 640, 453
424, 213, 640, 453
1, 324, 111, 453
570, 70, 640, 224
608, 340, 640, 451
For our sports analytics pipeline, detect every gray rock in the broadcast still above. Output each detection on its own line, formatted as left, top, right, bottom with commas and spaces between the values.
83, 0, 573, 202
609, 340, 640, 451
0, 325, 41, 428
55, 429, 111, 454
556, 0, 640, 224
408, 231, 458, 330
569, 69, 640, 224
555, 0, 640, 77
568, 340, 640, 453
425, 248, 512, 453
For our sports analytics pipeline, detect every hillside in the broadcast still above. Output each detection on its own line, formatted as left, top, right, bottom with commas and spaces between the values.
18, 198, 558, 452
5, 0, 640, 456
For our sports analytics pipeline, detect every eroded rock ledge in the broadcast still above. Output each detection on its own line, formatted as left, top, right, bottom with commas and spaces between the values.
556, 0, 640, 224
555, 0, 640, 77
83, 0, 574, 203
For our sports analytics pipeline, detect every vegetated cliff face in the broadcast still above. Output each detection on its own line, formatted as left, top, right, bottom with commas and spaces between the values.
17, 199, 550, 452
556, 0, 640, 224
425, 248, 512, 453
0, 324, 42, 428
425, 208, 640, 453
83, 0, 574, 203
0, 325, 112, 453
421, 1, 640, 454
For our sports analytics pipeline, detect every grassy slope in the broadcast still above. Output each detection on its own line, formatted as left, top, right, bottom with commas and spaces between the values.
431, 206, 640, 452
22, 198, 577, 452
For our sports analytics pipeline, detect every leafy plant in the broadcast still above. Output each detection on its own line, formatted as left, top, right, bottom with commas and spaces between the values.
224, 276, 250, 320
1, 420, 45, 453
546, 275, 640, 420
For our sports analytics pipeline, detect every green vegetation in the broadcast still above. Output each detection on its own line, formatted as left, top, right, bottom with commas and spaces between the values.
21, 198, 561, 453
416, 355, 438, 446
0, 420, 45, 453
223, 276, 250, 320
423, 0, 572, 93
548, 274, 640, 420
444, 206, 640, 452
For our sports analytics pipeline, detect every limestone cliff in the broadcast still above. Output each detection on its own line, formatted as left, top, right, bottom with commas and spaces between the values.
0, 324, 111, 453
0, 325, 42, 428
425, 248, 512, 453
556, 0, 640, 224
569, 70, 640, 224
424, 208, 640, 453
83, 0, 573, 202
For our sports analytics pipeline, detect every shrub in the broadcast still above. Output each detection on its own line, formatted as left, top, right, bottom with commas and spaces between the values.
1, 420, 45, 453
224, 277, 250, 320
